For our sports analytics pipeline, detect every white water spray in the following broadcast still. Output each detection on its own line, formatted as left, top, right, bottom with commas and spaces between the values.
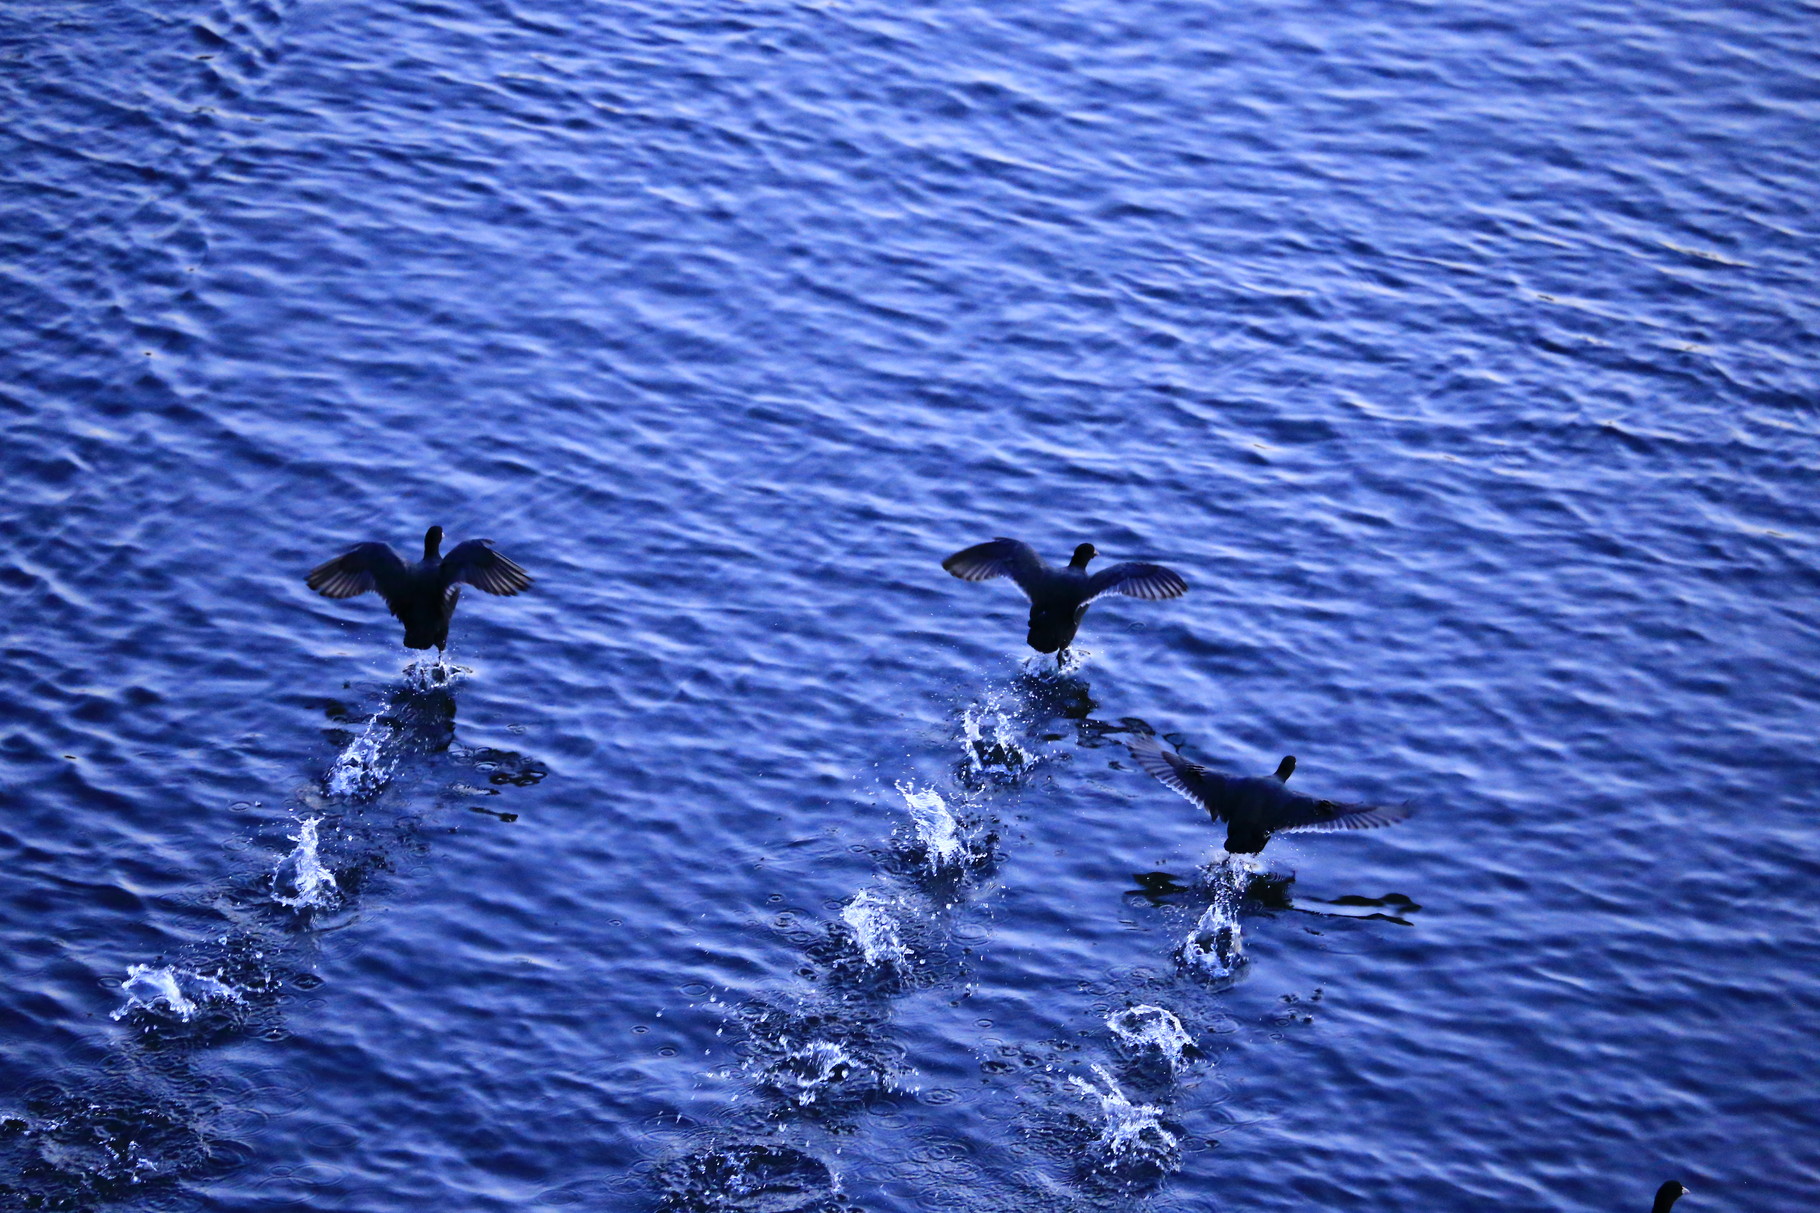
273, 817, 340, 909
839, 890, 907, 968
1179, 852, 1258, 977
324, 713, 397, 799
1106, 1004, 1196, 1071
112, 965, 241, 1022
1068, 1063, 1180, 1163
896, 781, 965, 870
959, 692, 1032, 775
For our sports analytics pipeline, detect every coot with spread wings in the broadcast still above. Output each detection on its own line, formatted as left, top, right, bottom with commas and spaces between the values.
942, 538, 1187, 659
306, 526, 531, 651
1124, 734, 1411, 854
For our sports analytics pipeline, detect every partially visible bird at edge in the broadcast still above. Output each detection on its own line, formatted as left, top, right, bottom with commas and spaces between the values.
941, 538, 1187, 662
1124, 734, 1412, 854
306, 526, 531, 651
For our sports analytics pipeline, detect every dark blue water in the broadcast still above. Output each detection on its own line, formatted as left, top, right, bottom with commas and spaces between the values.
3, 0, 1817, 1209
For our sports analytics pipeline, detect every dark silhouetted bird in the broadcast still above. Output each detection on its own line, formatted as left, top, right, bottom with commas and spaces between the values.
306, 526, 531, 651
1653, 1181, 1689, 1213
941, 538, 1186, 659
1124, 735, 1411, 854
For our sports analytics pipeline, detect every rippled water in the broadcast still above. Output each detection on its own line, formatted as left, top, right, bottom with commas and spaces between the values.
2, 0, 1817, 1209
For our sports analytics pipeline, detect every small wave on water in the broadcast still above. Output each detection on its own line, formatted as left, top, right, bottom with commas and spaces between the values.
110, 965, 242, 1024
271, 816, 340, 910
1178, 854, 1259, 979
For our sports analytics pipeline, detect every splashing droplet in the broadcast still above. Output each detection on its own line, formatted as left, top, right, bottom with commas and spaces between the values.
1068, 1063, 1181, 1167
112, 965, 240, 1022
273, 817, 340, 910
839, 890, 907, 968
1106, 1005, 1196, 1071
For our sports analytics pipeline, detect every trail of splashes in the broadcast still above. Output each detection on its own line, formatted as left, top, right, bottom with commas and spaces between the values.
1068, 1063, 1181, 1166
1179, 853, 1259, 978
839, 890, 907, 969
1106, 1005, 1197, 1072
272, 817, 339, 910
111, 965, 241, 1023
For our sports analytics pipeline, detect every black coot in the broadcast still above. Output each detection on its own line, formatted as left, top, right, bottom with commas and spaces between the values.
942, 538, 1187, 659
1124, 735, 1411, 854
306, 526, 531, 651
1653, 1182, 1689, 1213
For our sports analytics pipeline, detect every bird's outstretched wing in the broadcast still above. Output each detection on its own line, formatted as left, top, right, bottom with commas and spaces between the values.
1125, 735, 1232, 817
1272, 795, 1413, 834
441, 540, 533, 596
1086, 561, 1188, 603
942, 538, 1047, 595
306, 543, 406, 600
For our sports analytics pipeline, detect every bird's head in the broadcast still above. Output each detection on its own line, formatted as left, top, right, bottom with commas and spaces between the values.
1654, 1181, 1689, 1213
1070, 542, 1098, 569
423, 526, 444, 559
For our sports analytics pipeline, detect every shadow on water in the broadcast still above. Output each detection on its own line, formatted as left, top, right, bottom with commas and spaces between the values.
0, 661, 546, 1210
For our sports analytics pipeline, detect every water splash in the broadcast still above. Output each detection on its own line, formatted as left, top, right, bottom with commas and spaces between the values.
839, 890, 907, 968
403, 656, 470, 691
1067, 1063, 1181, 1166
653, 1143, 838, 1213
111, 965, 241, 1022
324, 713, 397, 799
1178, 853, 1258, 978
960, 692, 1033, 775
272, 817, 340, 910
896, 781, 966, 870
759, 1039, 867, 1107
1106, 1005, 1196, 1071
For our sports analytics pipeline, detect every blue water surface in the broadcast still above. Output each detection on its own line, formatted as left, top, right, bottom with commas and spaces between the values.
1, 0, 1817, 1210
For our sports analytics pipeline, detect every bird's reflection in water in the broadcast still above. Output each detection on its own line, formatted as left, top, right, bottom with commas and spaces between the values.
1122, 868, 1422, 927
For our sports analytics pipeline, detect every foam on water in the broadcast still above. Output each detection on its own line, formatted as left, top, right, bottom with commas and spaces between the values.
839, 890, 908, 968
1068, 1063, 1181, 1167
111, 965, 241, 1023
1106, 1005, 1197, 1072
272, 817, 340, 910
